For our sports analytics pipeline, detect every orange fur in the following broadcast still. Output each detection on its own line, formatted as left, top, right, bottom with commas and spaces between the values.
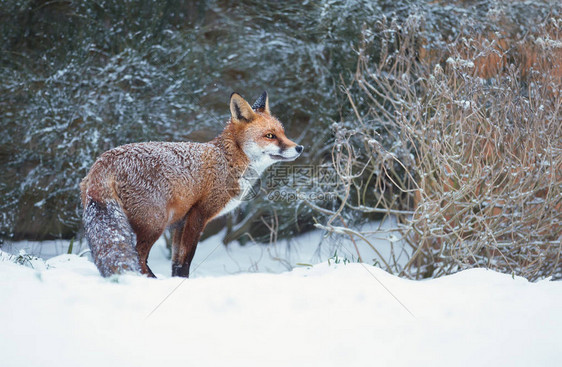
81, 92, 303, 277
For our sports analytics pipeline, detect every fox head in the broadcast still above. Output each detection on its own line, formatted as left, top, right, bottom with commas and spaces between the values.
229, 91, 303, 173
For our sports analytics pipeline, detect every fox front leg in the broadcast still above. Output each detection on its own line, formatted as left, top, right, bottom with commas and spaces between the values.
171, 205, 207, 277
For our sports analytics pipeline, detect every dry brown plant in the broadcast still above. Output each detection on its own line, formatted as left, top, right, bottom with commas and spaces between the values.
311, 14, 562, 280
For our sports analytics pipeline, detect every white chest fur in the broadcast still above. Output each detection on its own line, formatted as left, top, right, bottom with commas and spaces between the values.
217, 170, 260, 217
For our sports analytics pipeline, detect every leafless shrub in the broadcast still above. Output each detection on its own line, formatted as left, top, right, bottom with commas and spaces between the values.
312, 14, 562, 281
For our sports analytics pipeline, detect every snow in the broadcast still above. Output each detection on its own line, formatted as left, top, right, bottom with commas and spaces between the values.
1, 231, 562, 366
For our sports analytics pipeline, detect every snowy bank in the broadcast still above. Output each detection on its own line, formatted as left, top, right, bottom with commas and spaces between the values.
1, 246, 561, 367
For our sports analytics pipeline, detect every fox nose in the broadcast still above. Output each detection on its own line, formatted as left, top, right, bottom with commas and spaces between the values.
295, 145, 304, 154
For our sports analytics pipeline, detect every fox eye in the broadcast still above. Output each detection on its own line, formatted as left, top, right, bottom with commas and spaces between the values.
265, 133, 276, 139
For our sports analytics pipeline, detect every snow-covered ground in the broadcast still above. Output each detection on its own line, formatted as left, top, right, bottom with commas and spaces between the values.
1, 219, 409, 278
1, 229, 561, 366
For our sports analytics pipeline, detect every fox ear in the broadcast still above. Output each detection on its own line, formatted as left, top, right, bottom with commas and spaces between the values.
252, 91, 270, 114
230, 93, 257, 123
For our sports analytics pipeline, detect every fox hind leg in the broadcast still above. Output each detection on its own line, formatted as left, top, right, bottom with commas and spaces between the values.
137, 237, 159, 278
133, 225, 166, 278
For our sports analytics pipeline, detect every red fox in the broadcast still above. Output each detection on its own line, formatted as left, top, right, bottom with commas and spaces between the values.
80, 92, 303, 278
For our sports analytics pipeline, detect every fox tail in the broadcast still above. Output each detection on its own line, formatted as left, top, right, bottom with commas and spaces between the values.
83, 199, 140, 277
